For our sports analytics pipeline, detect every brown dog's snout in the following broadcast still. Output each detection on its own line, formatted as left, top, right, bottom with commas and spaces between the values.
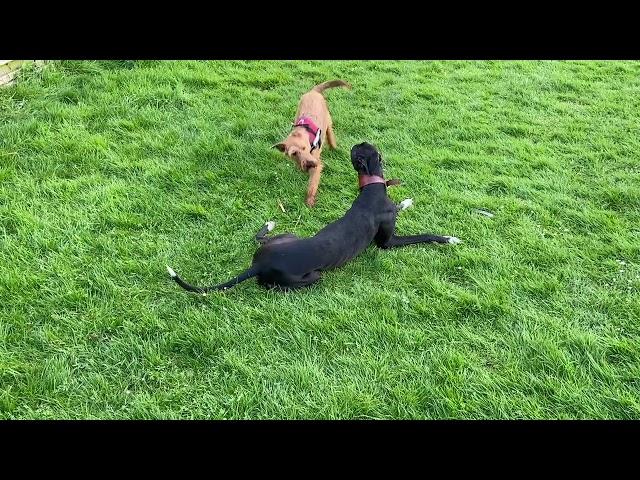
302, 158, 318, 171
291, 150, 317, 171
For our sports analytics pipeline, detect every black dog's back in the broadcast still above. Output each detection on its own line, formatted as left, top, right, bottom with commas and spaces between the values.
168, 186, 389, 293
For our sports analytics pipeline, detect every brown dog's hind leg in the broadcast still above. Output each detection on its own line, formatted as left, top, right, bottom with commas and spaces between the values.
305, 162, 324, 207
326, 124, 337, 149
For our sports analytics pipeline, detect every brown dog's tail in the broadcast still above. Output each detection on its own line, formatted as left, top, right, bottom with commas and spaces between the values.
312, 79, 351, 94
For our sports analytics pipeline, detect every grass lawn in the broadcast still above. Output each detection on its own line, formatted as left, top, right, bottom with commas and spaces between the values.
1, 60, 639, 419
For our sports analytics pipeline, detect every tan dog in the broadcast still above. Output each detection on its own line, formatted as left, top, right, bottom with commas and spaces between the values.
273, 79, 351, 207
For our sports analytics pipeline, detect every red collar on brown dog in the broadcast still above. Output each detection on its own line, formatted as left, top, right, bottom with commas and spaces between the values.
358, 175, 402, 189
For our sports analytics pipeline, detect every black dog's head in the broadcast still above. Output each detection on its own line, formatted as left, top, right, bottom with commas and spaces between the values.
351, 142, 384, 177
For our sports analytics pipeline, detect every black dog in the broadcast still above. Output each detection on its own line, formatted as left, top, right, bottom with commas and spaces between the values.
167, 142, 460, 293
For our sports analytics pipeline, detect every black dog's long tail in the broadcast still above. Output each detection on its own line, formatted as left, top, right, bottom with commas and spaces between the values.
166, 265, 259, 293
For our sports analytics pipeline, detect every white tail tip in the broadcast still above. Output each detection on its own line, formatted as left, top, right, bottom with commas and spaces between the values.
166, 266, 177, 277
445, 236, 461, 245
399, 198, 414, 210
266, 221, 276, 231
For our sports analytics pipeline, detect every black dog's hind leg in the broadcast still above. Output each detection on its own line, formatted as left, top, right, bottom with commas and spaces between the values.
287, 271, 322, 289
255, 221, 299, 246
255, 221, 276, 244
375, 221, 460, 249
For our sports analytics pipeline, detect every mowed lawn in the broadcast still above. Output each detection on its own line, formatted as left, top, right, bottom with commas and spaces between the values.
1, 60, 639, 419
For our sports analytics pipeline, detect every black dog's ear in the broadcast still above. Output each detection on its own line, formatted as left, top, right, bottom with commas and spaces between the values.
357, 158, 370, 175
272, 142, 286, 152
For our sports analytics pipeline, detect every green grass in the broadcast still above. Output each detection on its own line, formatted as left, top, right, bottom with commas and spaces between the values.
1, 60, 639, 419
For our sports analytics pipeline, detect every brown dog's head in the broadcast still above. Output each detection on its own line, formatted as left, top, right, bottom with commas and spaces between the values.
351, 142, 384, 177
273, 131, 318, 171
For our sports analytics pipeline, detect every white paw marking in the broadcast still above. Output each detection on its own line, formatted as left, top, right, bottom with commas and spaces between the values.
445, 236, 461, 245
266, 221, 276, 232
399, 198, 413, 210
166, 266, 177, 277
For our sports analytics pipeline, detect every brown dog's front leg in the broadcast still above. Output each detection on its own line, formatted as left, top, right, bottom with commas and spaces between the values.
305, 162, 323, 207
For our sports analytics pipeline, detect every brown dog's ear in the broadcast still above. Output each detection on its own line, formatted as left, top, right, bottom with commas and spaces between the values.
272, 142, 286, 152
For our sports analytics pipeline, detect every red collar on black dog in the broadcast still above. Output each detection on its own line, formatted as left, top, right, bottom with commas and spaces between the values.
358, 175, 402, 189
